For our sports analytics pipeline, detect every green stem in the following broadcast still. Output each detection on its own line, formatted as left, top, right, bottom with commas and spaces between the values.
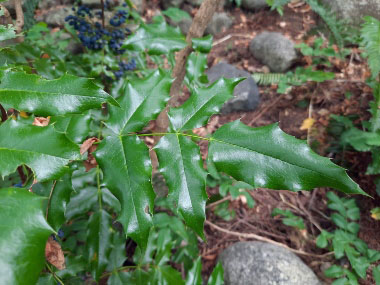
96, 165, 102, 210
46, 262, 65, 285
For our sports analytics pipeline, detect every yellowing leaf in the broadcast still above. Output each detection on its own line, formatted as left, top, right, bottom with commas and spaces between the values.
300, 118, 315, 130
371, 207, 380, 220
19, 111, 29, 118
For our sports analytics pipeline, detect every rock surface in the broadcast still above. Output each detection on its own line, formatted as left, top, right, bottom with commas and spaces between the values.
241, 0, 268, 10
205, 12, 233, 36
320, 0, 380, 26
41, 7, 72, 27
219, 242, 321, 285
206, 63, 260, 114
249, 32, 297, 72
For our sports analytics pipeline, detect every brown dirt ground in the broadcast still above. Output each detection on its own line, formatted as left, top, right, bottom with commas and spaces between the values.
144, 1, 380, 284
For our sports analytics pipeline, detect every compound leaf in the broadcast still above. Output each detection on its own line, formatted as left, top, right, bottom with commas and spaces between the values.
94, 135, 155, 248
155, 134, 207, 237
0, 188, 54, 285
208, 121, 366, 195
106, 70, 172, 135
50, 112, 91, 144
123, 18, 186, 55
0, 119, 80, 181
169, 78, 241, 132
0, 70, 118, 116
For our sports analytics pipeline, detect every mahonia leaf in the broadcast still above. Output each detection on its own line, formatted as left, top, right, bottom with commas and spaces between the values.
50, 112, 91, 144
169, 78, 241, 131
155, 134, 208, 238
186, 257, 202, 285
208, 121, 366, 195
0, 70, 119, 116
86, 210, 112, 281
123, 17, 186, 55
106, 70, 172, 135
185, 52, 208, 90
94, 135, 155, 248
0, 188, 54, 285
0, 120, 80, 181
32, 173, 74, 231
208, 262, 224, 285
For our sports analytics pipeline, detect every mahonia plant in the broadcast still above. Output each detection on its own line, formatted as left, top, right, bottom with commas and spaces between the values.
0, 14, 367, 285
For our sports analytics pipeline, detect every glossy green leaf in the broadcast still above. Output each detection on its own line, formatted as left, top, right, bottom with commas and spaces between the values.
123, 19, 186, 55
94, 135, 155, 248
154, 266, 184, 285
185, 52, 209, 89
50, 112, 91, 144
192, 35, 213, 53
169, 78, 241, 131
0, 70, 118, 116
86, 210, 112, 281
107, 232, 127, 271
65, 186, 98, 220
32, 173, 74, 231
0, 188, 54, 285
155, 134, 207, 237
0, 119, 80, 181
106, 70, 172, 135
186, 257, 202, 285
208, 121, 366, 195
208, 262, 224, 285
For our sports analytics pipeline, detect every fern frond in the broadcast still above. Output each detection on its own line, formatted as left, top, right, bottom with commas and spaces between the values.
361, 16, 380, 77
305, 0, 344, 48
252, 73, 301, 85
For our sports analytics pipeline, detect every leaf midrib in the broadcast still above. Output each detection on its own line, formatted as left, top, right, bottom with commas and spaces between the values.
210, 136, 351, 188
0, 89, 106, 100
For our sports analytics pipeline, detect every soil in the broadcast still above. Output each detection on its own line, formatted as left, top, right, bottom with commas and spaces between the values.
142, 1, 380, 284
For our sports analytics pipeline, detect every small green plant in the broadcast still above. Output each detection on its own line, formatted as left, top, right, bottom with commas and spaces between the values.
316, 192, 380, 284
271, 208, 305, 229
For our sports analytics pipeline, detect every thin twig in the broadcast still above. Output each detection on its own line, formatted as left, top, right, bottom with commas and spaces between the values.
248, 94, 285, 126
46, 181, 57, 221
46, 262, 65, 285
205, 220, 332, 258
212, 33, 253, 47
100, 0, 105, 28
206, 196, 232, 209
14, 0, 24, 42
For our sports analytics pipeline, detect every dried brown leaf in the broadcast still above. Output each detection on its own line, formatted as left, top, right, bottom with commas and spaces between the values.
45, 236, 65, 270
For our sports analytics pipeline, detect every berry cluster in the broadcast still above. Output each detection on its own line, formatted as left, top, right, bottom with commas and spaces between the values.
65, 4, 129, 53
64, 1, 136, 79
115, 58, 136, 79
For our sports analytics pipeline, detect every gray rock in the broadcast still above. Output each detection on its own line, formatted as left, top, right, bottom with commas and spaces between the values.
43, 7, 72, 27
249, 32, 297, 72
320, 0, 380, 27
162, 0, 184, 9
241, 0, 268, 10
206, 62, 260, 114
205, 12, 233, 36
219, 242, 321, 285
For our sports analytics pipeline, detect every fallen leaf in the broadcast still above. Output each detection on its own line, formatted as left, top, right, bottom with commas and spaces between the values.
81, 137, 100, 171
45, 236, 65, 270
80, 137, 99, 155
300, 118, 315, 130
33, 116, 50, 127
371, 207, 380, 220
